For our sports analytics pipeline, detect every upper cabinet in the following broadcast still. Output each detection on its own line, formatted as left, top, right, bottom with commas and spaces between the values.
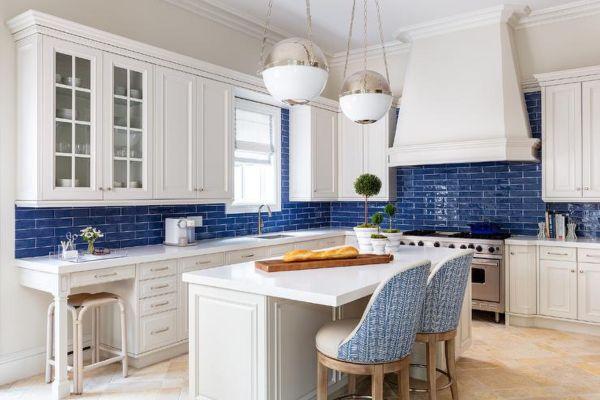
289, 106, 338, 201
338, 111, 397, 202
537, 66, 600, 202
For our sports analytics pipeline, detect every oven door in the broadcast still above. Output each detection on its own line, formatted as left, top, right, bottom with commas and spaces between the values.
471, 258, 500, 302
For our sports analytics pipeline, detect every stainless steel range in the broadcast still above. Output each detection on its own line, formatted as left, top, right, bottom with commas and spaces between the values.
400, 230, 509, 322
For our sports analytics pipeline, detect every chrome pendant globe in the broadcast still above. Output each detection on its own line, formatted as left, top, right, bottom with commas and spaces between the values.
340, 70, 392, 124
261, 37, 329, 106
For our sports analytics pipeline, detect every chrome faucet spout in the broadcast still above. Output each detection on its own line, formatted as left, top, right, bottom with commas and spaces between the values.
257, 204, 272, 235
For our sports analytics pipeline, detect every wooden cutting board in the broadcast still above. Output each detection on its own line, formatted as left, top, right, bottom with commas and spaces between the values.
255, 254, 394, 273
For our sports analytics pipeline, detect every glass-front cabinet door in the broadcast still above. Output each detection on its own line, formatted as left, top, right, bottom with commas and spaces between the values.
43, 38, 102, 200
103, 54, 153, 199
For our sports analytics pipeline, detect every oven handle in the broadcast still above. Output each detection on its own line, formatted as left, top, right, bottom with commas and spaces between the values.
472, 259, 500, 267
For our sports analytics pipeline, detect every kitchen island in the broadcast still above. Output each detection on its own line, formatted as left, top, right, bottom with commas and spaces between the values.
183, 246, 472, 400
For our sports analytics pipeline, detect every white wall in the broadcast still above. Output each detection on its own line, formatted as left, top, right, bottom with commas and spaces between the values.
0, 0, 269, 384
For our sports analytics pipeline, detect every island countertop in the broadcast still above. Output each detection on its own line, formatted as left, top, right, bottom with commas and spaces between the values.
182, 247, 460, 306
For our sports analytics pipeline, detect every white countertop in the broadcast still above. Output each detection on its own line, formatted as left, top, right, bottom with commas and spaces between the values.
182, 247, 458, 307
506, 236, 600, 248
15, 229, 353, 274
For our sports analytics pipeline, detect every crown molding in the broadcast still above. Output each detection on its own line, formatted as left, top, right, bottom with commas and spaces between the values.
517, 0, 600, 29
521, 78, 540, 93
394, 5, 530, 42
328, 40, 411, 68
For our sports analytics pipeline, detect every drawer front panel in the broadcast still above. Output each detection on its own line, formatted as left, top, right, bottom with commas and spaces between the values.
578, 248, 600, 263
318, 236, 345, 248
70, 265, 135, 288
140, 292, 178, 317
540, 246, 576, 262
140, 310, 178, 353
139, 275, 178, 299
226, 247, 269, 264
269, 243, 296, 257
139, 260, 178, 281
295, 239, 321, 250
181, 253, 225, 273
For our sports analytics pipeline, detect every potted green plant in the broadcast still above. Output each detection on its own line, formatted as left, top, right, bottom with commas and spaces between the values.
80, 226, 104, 254
382, 203, 402, 252
353, 173, 382, 252
369, 212, 387, 255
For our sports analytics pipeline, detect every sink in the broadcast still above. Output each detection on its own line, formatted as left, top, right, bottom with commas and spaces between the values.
256, 234, 294, 240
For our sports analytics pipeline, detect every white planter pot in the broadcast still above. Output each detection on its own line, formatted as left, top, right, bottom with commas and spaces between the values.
370, 238, 388, 255
384, 231, 403, 253
353, 227, 378, 253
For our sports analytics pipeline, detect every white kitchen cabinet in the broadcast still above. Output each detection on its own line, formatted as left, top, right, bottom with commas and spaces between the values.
103, 54, 153, 199
582, 80, 600, 198
154, 67, 197, 199
337, 111, 396, 201
539, 259, 577, 319
289, 105, 338, 201
507, 245, 537, 315
577, 262, 600, 323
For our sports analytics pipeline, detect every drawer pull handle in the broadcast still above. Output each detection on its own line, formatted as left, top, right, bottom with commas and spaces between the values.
151, 266, 170, 272
241, 254, 255, 258
94, 272, 118, 279
571, 269, 575, 273
151, 327, 170, 335
585, 254, 600, 258
196, 260, 211, 265
547, 252, 569, 256
151, 284, 170, 290
580, 270, 584, 273
151, 301, 169, 308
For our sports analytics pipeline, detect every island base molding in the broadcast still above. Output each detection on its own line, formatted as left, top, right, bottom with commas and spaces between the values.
507, 314, 600, 336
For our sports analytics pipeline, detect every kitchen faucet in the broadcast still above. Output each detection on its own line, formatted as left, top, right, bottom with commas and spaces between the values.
257, 204, 272, 235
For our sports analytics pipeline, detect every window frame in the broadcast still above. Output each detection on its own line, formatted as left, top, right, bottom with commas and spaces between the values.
226, 97, 282, 214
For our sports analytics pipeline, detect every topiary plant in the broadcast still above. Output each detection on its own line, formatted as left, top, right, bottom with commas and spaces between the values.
383, 203, 398, 233
370, 212, 384, 233
354, 173, 382, 226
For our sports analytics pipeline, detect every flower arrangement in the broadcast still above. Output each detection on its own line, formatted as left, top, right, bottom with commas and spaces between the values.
80, 226, 104, 254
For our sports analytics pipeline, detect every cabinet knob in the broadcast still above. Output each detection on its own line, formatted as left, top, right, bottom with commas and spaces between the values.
106, 187, 112, 191
570, 269, 575, 273
576, 187, 582, 191
580, 270, 584, 273
584, 187, 590, 191
99, 187, 104, 191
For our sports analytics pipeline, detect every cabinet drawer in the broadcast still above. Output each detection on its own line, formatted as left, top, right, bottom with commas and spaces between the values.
181, 253, 225, 273
139, 275, 177, 299
70, 265, 135, 288
140, 292, 177, 317
269, 243, 296, 257
226, 247, 269, 264
140, 310, 178, 353
295, 239, 321, 250
138, 260, 177, 281
318, 236, 345, 248
539, 246, 576, 262
578, 248, 600, 263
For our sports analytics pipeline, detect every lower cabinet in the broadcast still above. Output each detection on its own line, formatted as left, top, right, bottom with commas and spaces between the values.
578, 262, 600, 322
539, 259, 578, 320
507, 245, 537, 315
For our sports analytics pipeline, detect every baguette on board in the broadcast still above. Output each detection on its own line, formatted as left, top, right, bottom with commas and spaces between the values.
282, 246, 359, 262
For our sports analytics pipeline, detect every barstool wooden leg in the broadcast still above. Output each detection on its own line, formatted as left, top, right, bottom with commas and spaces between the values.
317, 358, 328, 400
45, 304, 54, 383
427, 336, 437, 400
445, 338, 458, 400
118, 300, 128, 377
347, 374, 356, 394
399, 365, 410, 400
372, 364, 384, 400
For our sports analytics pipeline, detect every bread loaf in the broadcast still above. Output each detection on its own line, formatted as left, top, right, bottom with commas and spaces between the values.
283, 246, 359, 262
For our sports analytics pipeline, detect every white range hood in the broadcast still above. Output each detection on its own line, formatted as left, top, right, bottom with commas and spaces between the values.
389, 5, 540, 167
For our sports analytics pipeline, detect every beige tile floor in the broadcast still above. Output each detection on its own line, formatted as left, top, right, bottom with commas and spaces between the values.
1, 317, 600, 399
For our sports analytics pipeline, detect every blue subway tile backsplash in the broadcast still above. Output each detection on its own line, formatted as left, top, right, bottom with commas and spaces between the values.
15, 92, 600, 258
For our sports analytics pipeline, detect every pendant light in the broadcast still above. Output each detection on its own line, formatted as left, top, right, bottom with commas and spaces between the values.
340, 0, 392, 124
259, 0, 329, 106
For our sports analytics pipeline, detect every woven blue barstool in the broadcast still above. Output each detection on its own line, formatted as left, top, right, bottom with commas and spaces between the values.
415, 250, 474, 400
315, 260, 431, 400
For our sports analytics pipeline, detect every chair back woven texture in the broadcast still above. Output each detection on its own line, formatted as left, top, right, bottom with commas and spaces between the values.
420, 250, 474, 334
337, 260, 431, 364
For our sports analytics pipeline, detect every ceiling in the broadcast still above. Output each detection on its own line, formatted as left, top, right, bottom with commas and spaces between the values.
192, 0, 580, 54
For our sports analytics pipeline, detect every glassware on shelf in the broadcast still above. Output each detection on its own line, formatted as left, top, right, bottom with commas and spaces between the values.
537, 222, 546, 240
566, 222, 577, 241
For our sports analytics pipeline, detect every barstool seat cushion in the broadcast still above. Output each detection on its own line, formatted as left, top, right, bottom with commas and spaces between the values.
315, 318, 359, 359
68, 292, 119, 308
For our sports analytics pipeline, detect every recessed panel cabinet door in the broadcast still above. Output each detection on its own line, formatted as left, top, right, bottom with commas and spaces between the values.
578, 262, 600, 323
543, 83, 582, 199
197, 78, 233, 200
338, 114, 364, 199
154, 67, 197, 199
582, 80, 600, 198
539, 259, 577, 319
507, 245, 537, 315
312, 108, 338, 199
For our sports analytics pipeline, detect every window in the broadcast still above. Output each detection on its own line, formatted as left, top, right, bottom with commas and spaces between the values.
227, 98, 281, 214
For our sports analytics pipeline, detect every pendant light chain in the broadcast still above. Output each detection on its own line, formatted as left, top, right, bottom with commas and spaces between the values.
306, 0, 315, 65
342, 0, 357, 81
374, 0, 390, 84
258, 0, 274, 73
362, 0, 368, 91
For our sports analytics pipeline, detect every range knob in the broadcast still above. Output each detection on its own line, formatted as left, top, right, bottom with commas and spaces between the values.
448, 244, 455, 249
468, 244, 475, 249
434, 242, 440, 248
488, 247, 495, 253
418, 241, 424, 247
409, 242, 415, 246
460, 244, 467, 249
476, 245, 483, 252
400, 241, 405, 245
